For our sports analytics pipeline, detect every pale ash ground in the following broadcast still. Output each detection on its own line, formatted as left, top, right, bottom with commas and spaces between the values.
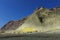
4, 7, 60, 34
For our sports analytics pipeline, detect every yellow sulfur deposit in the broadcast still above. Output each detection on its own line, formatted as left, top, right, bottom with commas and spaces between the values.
19, 27, 37, 33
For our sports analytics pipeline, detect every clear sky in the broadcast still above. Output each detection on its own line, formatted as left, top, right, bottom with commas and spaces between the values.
0, 0, 60, 28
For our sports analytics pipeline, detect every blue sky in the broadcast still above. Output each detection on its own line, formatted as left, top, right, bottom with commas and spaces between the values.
0, 0, 60, 28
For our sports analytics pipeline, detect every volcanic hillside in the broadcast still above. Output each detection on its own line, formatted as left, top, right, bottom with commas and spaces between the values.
1, 7, 60, 34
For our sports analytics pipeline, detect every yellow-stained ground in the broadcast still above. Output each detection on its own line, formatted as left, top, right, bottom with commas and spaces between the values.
4, 26, 60, 34
19, 27, 38, 33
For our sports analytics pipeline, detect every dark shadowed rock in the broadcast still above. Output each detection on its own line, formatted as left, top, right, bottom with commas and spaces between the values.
1, 17, 27, 31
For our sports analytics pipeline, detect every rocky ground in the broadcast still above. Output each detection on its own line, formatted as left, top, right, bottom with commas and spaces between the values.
0, 34, 60, 40
0, 33, 60, 40
0, 36, 60, 40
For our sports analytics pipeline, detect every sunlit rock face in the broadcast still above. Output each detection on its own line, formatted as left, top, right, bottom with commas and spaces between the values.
16, 7, 60, 33
1, 7, 60, 34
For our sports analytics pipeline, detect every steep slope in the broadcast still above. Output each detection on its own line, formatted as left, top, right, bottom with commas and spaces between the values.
16, 7, 60, 33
